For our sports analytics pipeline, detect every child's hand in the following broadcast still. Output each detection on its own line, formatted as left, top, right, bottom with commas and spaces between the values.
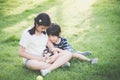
47, 54, 59, 63
38, 57, 46, 62
44, 52, 52, 63
45, 57, 51, 63
51, 48, 62, 54
44, 53, 50, 57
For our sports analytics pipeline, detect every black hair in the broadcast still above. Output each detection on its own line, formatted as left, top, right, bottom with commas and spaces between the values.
47, 23, 61, 37
28, 13, 51, 35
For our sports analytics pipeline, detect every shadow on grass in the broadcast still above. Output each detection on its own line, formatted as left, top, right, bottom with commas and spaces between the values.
0, 0, 58, 29
0, 0, 65, 45
1, 34, 19, 46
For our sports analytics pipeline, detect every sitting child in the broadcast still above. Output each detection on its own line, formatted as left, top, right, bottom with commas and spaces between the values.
46, 23, 98, 64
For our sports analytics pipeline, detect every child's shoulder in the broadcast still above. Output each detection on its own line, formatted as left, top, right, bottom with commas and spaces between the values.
24, 26, 33, 32
61, 37, 67, 41
22, 27, 33, 36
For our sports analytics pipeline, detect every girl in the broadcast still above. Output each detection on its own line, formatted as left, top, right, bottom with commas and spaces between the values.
19, 13, 72, 76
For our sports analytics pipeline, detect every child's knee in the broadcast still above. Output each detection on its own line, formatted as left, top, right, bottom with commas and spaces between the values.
72, 53, 78, 58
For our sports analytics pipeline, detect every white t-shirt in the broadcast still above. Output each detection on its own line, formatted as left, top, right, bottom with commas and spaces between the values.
19, 27, 48, 63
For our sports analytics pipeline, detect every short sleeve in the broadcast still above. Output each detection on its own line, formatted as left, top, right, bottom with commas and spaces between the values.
62, 38, 74, 53
19, 31, 31, 48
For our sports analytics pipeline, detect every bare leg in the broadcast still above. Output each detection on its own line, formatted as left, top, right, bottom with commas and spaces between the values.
41, 52, 72, 76
48, 53, 72, 71
26, 60, 51, 70
72, 53, 98, 64
72, 53, 90, 61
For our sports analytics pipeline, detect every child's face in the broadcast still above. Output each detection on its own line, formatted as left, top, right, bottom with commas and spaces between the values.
48, 35, 59, 44
36, 25, 48, 33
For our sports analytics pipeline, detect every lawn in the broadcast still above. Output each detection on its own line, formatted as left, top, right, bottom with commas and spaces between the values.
0, 0, 120, 80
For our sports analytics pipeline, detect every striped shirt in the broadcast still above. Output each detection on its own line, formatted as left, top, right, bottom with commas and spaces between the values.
53, 37, 74, 53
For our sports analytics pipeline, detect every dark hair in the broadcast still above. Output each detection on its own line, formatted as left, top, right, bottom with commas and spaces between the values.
28, 13, 51, 35
47, 23, 61, 37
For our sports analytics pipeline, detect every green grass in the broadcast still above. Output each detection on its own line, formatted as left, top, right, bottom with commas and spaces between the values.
0, 0, 120, 80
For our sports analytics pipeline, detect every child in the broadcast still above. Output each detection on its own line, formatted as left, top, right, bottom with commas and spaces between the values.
47, 23, 98, 64
19, 13, 73, 76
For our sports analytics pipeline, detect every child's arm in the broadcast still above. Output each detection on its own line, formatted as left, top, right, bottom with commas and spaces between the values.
47, 40, 62, 54
47, 40, 55, 52
19, 45, 46, 61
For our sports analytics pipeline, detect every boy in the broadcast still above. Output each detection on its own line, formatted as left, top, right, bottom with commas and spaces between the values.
46, 23, 98, 64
